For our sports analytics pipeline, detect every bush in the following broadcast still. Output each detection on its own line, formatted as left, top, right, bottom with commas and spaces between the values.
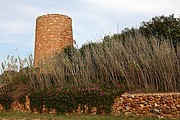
0, 93, 12, 110
29, 86, 124, 114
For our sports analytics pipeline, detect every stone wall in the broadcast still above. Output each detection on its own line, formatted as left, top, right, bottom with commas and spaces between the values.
0, 93, 180, 118
113, 93, 180, 118
34, 14, 73, 67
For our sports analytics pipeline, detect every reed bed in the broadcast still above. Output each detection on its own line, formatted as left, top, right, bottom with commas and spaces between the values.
0, 33, 179, 99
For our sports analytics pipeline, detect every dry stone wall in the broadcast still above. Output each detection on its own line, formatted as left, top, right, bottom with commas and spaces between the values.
113, 93, 180, 118
0, 93, 180, 118
34, 14, 73, 67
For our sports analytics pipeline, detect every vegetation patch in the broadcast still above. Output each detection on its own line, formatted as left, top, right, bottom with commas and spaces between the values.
29, 85, 123, 114
0, 14, 179, 118
0, 111, 173, 120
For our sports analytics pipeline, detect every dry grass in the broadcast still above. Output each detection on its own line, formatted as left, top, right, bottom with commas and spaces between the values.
49, 33, 180, 92
0, 33, 179, 97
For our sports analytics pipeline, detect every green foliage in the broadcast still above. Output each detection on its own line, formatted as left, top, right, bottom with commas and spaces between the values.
104, 14, 180, 49
30, 91, 44, 113
139, 14, 180, 48
0, 93, 12, 110
140, 15, 180, 37
0, 15, 179, 114
29, 86, 124, 114
19, 95, 26, 107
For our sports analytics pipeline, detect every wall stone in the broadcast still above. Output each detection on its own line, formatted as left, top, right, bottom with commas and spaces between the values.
112, 93, 180, 118
34, 14, 73, 67
0, 93, 180, 118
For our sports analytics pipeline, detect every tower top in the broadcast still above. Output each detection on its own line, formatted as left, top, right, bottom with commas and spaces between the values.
36, 14, 72, 20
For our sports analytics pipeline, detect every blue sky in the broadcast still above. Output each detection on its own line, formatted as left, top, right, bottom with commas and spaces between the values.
0, 0, 180, 66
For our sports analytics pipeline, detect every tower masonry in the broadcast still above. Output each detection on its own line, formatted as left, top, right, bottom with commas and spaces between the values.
34, 14, 73, 67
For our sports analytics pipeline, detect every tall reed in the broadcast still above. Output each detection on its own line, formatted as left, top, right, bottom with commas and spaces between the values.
51, 33, 180, 92
0, 32, 179, 97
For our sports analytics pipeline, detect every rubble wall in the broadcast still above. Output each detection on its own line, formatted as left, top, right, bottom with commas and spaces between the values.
113, 93, 180, 118
0, 93, 180, 118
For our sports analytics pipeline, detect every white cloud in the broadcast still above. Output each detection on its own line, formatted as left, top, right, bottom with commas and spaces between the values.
0, 33, 34, 48
0, 0, 180, 64
0, 20, 32, 35
84, 0, 180, 15
72, 0, 180, 46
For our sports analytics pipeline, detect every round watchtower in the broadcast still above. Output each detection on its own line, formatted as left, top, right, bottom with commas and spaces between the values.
34, 14, 73, 67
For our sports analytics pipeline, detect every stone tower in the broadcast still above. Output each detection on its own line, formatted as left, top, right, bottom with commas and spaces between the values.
34, 14, 73, 67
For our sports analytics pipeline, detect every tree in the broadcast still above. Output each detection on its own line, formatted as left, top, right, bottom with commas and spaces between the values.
139, 14, 180, 48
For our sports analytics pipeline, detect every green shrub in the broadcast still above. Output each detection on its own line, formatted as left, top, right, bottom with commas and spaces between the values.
29, 91, 44, 113
18, 95, 27, 108
29, 86, 124, 114
0, 93, 12, 110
